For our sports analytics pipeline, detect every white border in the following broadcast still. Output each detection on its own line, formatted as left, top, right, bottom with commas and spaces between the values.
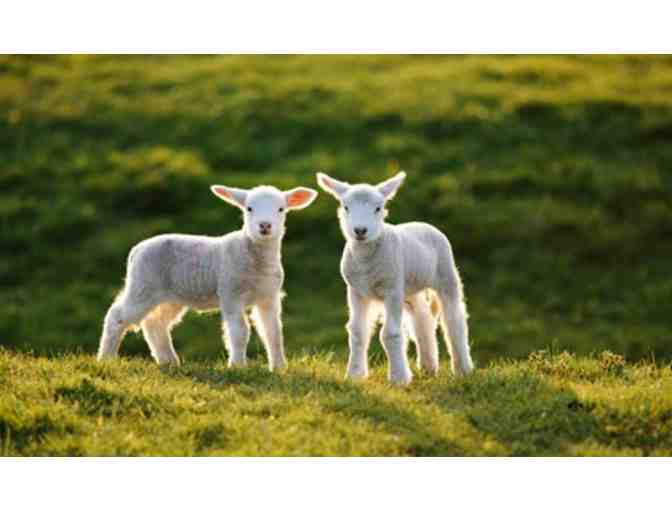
2, 1, 672, 52
2, 4, 671, 509
1, 458, 670, 510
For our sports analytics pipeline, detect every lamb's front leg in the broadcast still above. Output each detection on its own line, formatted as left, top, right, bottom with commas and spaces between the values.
381, 291, 413, 385
220, 300, 249, 368
345, 286, 374, 380
253, 295, 287, 372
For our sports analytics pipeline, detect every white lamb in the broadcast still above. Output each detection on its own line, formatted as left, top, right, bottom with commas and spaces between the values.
316, 171, 474, 385
97, 183, 318, 370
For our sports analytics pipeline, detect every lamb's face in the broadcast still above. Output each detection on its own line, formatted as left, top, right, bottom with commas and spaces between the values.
211, 184, 318, 243
242, 188, 288, 242
316, 171, 406, 245
338, 186, 386, 243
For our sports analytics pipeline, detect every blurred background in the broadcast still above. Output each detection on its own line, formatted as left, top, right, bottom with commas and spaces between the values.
1, 55, 671, 365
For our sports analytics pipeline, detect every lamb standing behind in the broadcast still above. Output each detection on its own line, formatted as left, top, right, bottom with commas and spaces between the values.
97, 184, 318, 370
317, 171, 474, 385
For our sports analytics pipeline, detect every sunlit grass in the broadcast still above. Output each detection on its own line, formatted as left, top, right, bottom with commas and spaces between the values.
2, 349, 671, 456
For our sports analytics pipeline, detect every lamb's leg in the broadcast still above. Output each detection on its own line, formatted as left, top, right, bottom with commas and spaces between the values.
98, 292, 156, 361
345, 287, 375, 380
437, 269, 474, 376
407, 293, 439, 375
220, 300, 249, 368
98, 301, 127, 360
381, 292, 413, 385
141, 303, 186, 366
252, 295, 286, 372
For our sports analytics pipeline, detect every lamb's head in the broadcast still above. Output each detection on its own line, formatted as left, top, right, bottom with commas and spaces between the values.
211, 184, 318, 242
316, 172, 406, 243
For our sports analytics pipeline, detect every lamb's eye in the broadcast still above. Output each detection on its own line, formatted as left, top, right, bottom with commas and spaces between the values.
278, 207, 284, 213
247, 207, 253, 212
344, 206, 349, 212
375, 206, 381, 213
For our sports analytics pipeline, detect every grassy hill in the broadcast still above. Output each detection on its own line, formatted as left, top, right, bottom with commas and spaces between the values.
2, 348, 671, 456
1, 55, 672, 455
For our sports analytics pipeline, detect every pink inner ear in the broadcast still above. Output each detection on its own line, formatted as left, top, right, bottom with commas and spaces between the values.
212, 186, 232, 200
287, 189, 313, 207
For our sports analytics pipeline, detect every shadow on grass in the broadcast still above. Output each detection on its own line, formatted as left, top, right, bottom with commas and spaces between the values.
169, 363, 467, 455
2, 350, 669, 455
426, 370, 603, 455
164, 361, 609, 456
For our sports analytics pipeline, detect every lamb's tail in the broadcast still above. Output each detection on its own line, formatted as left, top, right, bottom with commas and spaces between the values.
114, 245, 141, 333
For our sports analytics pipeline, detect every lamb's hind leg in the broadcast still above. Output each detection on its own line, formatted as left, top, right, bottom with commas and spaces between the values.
141, 303, 187, 366
406, 293, 439, 375
437, 271, 474, 376
98, 291, 157, 361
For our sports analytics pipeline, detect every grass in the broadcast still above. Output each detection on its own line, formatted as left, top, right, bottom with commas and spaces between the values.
1, 55, 672, 455
2, 348, 671, 456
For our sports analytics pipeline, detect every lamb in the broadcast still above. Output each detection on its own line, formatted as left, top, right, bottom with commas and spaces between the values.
97, 183, 318, 370
316, 171, 474, 385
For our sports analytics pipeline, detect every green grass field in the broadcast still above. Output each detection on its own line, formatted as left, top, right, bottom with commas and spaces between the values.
3, 349, 672, 456
2, 55, 672, 455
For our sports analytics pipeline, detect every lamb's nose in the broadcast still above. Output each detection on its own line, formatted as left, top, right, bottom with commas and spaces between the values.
354, 227, 367, 238
259, 222, 272, 235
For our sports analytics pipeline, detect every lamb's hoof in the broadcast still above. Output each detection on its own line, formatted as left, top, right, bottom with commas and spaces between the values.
389, 370, 413, 386
452, 361, 475, 377
269, 360, 288, 372
345, 368, 368, 381
228, 359, 247, 369
156, 358, 181, 368
418, 363, 439, 376
96, 352, 117, 363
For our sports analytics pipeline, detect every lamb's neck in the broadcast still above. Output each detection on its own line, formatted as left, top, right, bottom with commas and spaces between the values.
348, 227, 387, 265
245, 234, 283, 268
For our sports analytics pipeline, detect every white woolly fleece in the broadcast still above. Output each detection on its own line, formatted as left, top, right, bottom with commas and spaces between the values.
97, 184, 318, 370
317, 171, 474, 385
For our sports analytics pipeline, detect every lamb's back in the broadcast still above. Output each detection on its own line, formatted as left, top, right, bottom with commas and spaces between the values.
393, 222, 450, 292
127, 233, 231, 303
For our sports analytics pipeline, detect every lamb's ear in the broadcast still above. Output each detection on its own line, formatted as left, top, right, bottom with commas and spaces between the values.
210, 185, 248, 209
316, 172, 349, 200
377, 171, 406, 201
285, 187, 319, 211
